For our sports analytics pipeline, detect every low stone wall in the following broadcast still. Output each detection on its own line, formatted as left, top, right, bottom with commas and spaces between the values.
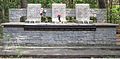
9, 8, 102, 22
2, 23, 117, 46
9, 9, 27, 22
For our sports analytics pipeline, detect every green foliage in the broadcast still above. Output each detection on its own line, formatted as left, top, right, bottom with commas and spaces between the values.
111, 5, 120, 20
76, 0, 98, 8
54, 0, 63, 3
107, 5, 120, 24
0, 0, 21, 24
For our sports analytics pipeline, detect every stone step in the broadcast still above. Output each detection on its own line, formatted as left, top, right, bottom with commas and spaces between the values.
0, 46, 120, 57
0, 58, 91, 59
1, 57, 120, 59
1, 46, 120, 49
2, 41, 117, 46
0, 54, 120, 58
0, 55, 120, 58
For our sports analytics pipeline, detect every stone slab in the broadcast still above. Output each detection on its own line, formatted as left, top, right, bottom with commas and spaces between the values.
9, 9, 27, 22
76, 4, 90, 21
52, 4, 66, 22
9, 8, 100, 22
96, 9, 107, 23
26, 4, 41, 22
0, 47, 120, 56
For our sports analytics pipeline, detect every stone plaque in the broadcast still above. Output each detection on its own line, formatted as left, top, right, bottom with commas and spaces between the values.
52, 4, 66, 22
96, 9, 107, 23
27, 4, 41, 22
76, 4, 90, 22
9, 9, 27, 22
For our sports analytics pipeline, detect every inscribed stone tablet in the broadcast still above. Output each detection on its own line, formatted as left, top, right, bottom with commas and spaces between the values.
27, 4, 41, 22
76, 4, 90, 21
9, 9, 27, 22
52, 4, 66, 22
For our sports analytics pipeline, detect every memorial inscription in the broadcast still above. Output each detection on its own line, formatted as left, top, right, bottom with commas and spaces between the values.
9, 9, 27, 22
26, 4, 41, 23
52, 4, 66, 23
76, 4, 92, 23
2, 3, 118, 46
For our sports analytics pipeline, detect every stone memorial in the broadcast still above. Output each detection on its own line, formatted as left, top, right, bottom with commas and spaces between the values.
26, 4, 41, 23
52, 4, 66, 23
1, 4, 118, 46
9, 9, 27, 22
1, 3, 119, 57
96, 9, 107, 23
76, 4, 92, 23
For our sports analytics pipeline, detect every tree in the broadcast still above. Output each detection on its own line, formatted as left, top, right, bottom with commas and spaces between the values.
20, 0, 27, 8
0, 0, 9, 23
69, 0, 74, 8
98, 0, 106, 8
43, 0, 46, 7
20, 0, 27, 22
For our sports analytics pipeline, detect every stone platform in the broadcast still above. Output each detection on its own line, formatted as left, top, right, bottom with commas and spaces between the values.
0, 23, 119, 58
1, 23, 118, 46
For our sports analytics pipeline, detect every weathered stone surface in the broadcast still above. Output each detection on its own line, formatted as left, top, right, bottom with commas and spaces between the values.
9, 8, 100, 22
9, 9, 27, 22
26, 4, 41, 22
76, 4, 90, 22
3, 25, 117, 46
96, 9, 107, 23
52, 4, 66, 22
1, 47, 120, 56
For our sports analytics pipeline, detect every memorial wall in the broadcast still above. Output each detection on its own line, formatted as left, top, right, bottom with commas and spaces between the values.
2, 4, 118, 46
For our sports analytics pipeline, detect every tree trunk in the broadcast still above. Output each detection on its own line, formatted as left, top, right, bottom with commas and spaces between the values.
119, 0, 120, 5
1, 0, 5, 23
20, 0, 27, 8
70, 0, 73, 8
20, 0, 27, 22
98, 0, 106, 8
43, 0, 46, 7
2, 8, 5, 22
97, 0, 107, 23
109, 0, 113, 23
66, 0, 69, 8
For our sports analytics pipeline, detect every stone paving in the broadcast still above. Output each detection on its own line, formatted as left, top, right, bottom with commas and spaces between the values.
0, 46, 120, 56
